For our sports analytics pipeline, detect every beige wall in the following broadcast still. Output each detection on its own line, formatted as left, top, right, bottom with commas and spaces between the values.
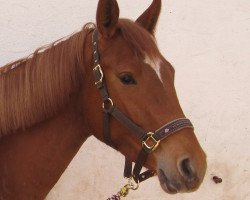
1, 0, 249, 199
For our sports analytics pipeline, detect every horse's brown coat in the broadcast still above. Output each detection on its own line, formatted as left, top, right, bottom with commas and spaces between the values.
0, 0, 206, 199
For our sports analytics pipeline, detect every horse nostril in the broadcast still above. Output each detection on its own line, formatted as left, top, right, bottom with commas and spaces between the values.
178, 158, 201, 191
179, 158, 195, 181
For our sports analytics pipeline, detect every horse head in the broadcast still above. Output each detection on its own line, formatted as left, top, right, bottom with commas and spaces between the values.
82, 0, 207, 194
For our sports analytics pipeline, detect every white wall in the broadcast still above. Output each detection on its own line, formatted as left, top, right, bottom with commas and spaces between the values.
1, 0, 250, 199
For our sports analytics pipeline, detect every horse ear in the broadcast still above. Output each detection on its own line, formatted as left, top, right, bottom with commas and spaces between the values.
136, 0, 161, 34
96, 0, 120, 38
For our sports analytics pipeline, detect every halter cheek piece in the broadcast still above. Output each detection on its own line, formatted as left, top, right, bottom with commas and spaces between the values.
92, 29, 193, 183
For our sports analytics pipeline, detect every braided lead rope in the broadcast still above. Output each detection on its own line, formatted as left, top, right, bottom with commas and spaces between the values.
107, 194, 121, 200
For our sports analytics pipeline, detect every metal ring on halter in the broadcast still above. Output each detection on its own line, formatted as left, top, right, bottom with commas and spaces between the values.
128, 177, 140, 190
142, 132, 160, 152
102, 98, 114, 112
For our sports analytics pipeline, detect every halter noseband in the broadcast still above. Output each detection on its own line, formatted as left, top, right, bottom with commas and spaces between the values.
92, 29, 194, 183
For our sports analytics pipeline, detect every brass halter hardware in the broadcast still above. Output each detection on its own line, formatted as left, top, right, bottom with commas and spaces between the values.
102, 98, 114, 111
142, 132, 160, 152
93, 64, 104, 88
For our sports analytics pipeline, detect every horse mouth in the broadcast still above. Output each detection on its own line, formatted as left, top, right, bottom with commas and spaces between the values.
158, 169, 180, 194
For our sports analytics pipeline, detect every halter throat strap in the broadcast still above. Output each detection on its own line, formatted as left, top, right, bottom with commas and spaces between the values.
91, 29, 194, 182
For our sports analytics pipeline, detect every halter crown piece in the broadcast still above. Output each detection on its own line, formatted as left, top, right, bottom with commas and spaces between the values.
92, 29, 194, 199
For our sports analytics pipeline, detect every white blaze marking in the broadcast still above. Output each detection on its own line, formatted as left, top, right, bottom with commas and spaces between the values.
144, 55, 163, 83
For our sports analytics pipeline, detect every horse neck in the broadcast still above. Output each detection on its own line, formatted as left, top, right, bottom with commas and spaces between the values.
0, 94, 90, 199
0, 27, 94, 198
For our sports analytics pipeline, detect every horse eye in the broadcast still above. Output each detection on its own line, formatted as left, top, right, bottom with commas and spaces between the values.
119, 74, 137, 85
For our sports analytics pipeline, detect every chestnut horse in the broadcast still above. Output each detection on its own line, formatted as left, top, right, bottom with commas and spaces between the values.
0, 0, 207, 199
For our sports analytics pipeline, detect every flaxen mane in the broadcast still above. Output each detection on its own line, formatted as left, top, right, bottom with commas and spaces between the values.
0, 23, 95, 136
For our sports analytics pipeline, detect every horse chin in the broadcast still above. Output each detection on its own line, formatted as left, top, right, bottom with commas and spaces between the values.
157, 168, 200, 194
157, 169, 181, 194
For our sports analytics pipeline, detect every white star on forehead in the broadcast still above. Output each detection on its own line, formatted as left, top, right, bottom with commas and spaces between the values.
144, 55, 163, 83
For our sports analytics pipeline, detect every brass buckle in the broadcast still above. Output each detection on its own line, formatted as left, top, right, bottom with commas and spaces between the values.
142, 132, 160, 152
93, 64, 103, 88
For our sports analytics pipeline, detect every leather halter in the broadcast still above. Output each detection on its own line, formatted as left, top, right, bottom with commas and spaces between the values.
92, 29, 194, 183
